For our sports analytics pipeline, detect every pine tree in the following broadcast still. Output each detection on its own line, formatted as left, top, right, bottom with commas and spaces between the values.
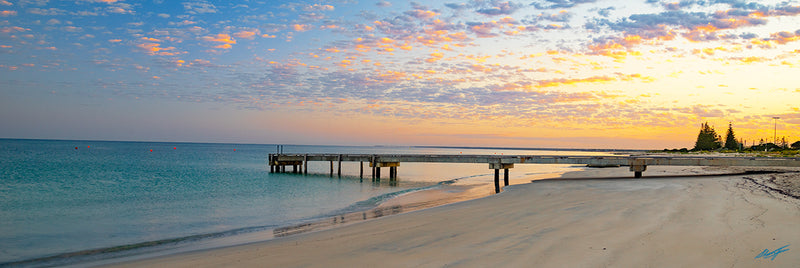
724, 123, 739, 150
693, 122, 722, 151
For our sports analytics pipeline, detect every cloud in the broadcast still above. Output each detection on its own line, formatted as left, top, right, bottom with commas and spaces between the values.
377, 1, 391, 7
0, 26, 29, 33
532, 11, 572, 22
468, 21, 501, 38
536, 73, 652, 88
597, 6, 614, 17
202, 33, 236, 45
532, 0, 597, 9
405, 9, 439, 19
106, 2, 134, 14
27, 7, 66, 15
292, 24, 312, 32
302, 4, 334, 12
476, 1, 523, 16
769, 30, 800, 44
183, 1, 217, 14
62, 26, 83, 32
0, 10, 15, 16
445, 3, 467, 10
18, 0, 48, 6
233, 30, 259, 40
136, 42, 181, 56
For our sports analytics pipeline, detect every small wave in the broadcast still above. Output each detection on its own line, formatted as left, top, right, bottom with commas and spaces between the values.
0, 224, 278, 268
324, 172, 493, 216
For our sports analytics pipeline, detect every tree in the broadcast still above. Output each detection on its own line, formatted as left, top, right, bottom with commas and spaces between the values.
723, 123, 739, 150
792, 141, 800, 149
693, 122, 722, 151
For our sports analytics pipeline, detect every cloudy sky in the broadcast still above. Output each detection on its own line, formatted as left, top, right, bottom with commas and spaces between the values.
1, 0, 799, 148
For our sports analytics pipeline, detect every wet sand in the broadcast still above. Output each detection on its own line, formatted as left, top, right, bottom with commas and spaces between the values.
106, 166, 800, 267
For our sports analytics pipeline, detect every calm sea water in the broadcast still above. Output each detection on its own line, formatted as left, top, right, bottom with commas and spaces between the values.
0, 139, 614, 266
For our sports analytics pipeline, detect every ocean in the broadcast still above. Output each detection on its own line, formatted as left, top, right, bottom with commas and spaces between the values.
0, 139, 614, 267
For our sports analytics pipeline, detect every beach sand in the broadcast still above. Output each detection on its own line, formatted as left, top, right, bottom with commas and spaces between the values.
106, 166, 800, 267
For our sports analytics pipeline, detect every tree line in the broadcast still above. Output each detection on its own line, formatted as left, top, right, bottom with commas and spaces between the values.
688, 122, 800, 151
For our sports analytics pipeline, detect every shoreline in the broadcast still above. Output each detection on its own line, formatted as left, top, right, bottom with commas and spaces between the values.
15, 167, 572, 267
70, 169, 569, 267
14, 166, 564, 267
105, 165, 800, 267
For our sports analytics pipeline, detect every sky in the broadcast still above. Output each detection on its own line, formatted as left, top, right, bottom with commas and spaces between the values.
1, 0, 799, 149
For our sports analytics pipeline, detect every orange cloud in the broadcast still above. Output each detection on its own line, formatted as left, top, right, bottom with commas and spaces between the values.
136, 42, 181, 56
469, 22, 499, 38
292, 24, 311, 32
336, 59, 352, 68
1, 26, 29, 34
425, 52, 444, 63
469, 64, 493, 73
203, 33, 236, 44
141, 37, 161, 42
0, 10, 16, 16
537, 76, 616, 87
374, 70, 407, 83
406, 9, 439, 19
770, 31, 800, 44
234, 30, 259, 40
737, 56, 766, 63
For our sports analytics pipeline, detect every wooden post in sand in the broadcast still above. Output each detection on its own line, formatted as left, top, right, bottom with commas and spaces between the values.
329, 161, 334, 176
337, 154, 342, 177
494, 169, 500, 193
490, 163, 514, 193
371, 156, 376, 179
629, 159, 647, 178
360, 161, 364, 178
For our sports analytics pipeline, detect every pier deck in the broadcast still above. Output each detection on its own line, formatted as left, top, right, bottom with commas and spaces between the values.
268, 154, 800, 193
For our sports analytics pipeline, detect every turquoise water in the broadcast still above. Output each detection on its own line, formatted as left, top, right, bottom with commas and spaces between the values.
0, 139, 612, 266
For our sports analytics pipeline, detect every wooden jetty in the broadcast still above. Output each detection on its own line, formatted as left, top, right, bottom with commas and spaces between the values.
268, 154, 800, 193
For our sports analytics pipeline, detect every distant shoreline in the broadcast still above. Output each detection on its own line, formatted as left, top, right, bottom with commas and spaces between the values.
412, 145, 647, 152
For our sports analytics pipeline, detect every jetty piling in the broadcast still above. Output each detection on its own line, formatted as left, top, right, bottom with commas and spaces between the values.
338, 154, 342, 177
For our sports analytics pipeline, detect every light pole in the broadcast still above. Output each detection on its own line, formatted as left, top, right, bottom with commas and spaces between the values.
773, 117, 780, 145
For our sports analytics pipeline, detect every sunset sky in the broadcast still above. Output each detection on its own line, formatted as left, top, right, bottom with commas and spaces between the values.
1, 0, 799, 149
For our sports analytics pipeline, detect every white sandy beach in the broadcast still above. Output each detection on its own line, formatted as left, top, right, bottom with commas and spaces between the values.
107, 166, 800, 267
